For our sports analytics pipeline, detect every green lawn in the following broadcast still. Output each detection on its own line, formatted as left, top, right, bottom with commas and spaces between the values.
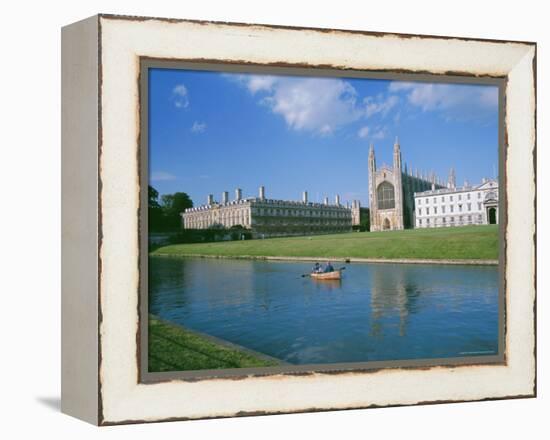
148, 316, 281, 372
151, 225, 499, 261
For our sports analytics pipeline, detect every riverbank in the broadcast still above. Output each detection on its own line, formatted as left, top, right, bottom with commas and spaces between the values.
151, 225, 499, 263
148, 315, 283, 372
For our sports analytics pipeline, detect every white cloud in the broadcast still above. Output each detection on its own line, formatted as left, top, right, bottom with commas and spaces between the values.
224, 74, 277, 94
388, 82, 415, 92
231, 75, 363, 135
358, 126, 370, 138
388, 81, 498, 120
246, 75, 278, 94
357, 125, 387, 140
172, 84, 189, 108
191, 121, 207, 133
372, 126, 388, 139
393, 111, 401, 124
151, 171, 176, 181
364, 94, 399, 118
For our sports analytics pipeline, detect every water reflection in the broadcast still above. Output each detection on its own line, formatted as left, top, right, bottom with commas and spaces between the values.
149, 257, 499, 365
370, 267, 421, 337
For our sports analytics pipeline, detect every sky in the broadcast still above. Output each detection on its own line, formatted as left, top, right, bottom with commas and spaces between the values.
148, 68, 499, 208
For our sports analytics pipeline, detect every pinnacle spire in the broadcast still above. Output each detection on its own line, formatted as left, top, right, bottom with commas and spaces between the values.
448, 167, 456, 189
393, 136, 400, 153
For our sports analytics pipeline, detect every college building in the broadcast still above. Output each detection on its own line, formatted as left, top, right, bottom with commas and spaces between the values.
414, 178, 499, 228
182, 187, 365, 238
181, 137, 498, 236
368, 137, 446, 231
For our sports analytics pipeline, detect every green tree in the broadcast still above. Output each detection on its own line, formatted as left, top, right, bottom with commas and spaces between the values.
148, 185, 163, 231
360, 207, 370, 232
161, 192, 194, 230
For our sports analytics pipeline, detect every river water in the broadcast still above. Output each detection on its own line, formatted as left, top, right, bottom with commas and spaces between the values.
149, 257, 499, 365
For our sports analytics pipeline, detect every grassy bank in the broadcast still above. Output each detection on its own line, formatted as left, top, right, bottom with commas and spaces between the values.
149, 316, 281, 372
151, 225, 499, 261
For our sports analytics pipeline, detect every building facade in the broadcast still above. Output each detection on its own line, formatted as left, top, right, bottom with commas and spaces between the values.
351, 200, 370, 230
182, 137, 497, 236
414, 178, 499, 228
368, 138, 445, 231
182, 187, 353, 237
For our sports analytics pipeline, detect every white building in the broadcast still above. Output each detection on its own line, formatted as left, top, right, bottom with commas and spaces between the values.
414, 178, 499, 228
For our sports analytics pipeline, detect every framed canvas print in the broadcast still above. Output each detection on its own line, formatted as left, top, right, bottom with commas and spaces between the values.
61, 14, 536, 425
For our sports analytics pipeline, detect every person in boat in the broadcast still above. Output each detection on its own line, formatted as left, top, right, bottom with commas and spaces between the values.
313, 262, 321, 273
324, 261, 334, 273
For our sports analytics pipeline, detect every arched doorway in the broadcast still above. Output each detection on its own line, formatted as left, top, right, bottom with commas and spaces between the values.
488, 207, 497, 224
383, 218, 391, 230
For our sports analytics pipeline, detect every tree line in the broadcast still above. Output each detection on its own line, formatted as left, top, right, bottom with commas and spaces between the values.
149, 185, 193, 232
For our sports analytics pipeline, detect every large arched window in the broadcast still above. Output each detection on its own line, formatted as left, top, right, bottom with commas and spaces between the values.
377, 182, 395, 210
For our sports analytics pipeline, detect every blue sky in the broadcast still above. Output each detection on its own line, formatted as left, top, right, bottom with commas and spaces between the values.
149, 68, 499, 208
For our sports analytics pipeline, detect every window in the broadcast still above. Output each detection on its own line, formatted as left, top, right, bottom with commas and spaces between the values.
442, 206, 446, 213
427, 207, 430, 215
419, 219, 422, 225
450, 195, 454, 201
450, 205, 454, 212
418, 199, 422, 205
443, 217, 446, 223
478, 203, 482, 210
441, 196, 445, 202
434, 207, 438, 214
427, 218, 430, 224
426, 198, 429, 204
478, 192, 481, 199
467, 203, 471, 211
433, 197, 436, 204
418, 208, 422, 216
377, 182, 395, 210
467, 193, 471, 200
459, 194, 462, 201
459, 205, 463, 212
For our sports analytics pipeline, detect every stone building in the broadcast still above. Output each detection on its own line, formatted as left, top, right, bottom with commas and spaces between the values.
414, 178, 499, 228
368, 138, 445, 231
182, 187, 353, 238
351, 200, 370, 231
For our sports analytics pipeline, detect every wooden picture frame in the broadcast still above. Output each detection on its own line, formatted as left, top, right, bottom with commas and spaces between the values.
61, 14, 536, 425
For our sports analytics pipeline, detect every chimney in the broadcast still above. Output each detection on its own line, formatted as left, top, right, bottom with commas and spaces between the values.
235, 188, 242, 201
302, 191, 308, 204
222, 191, 229, 204
335, 194, 340, 206
324, 197, 329, 205
259, 185, 265, 200
207, 194, 214, 205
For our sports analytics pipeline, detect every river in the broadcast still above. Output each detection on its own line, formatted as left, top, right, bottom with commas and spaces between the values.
149, 257, 499, 365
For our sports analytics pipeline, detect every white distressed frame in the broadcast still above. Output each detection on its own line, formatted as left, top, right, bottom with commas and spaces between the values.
63, 14, 536, 425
